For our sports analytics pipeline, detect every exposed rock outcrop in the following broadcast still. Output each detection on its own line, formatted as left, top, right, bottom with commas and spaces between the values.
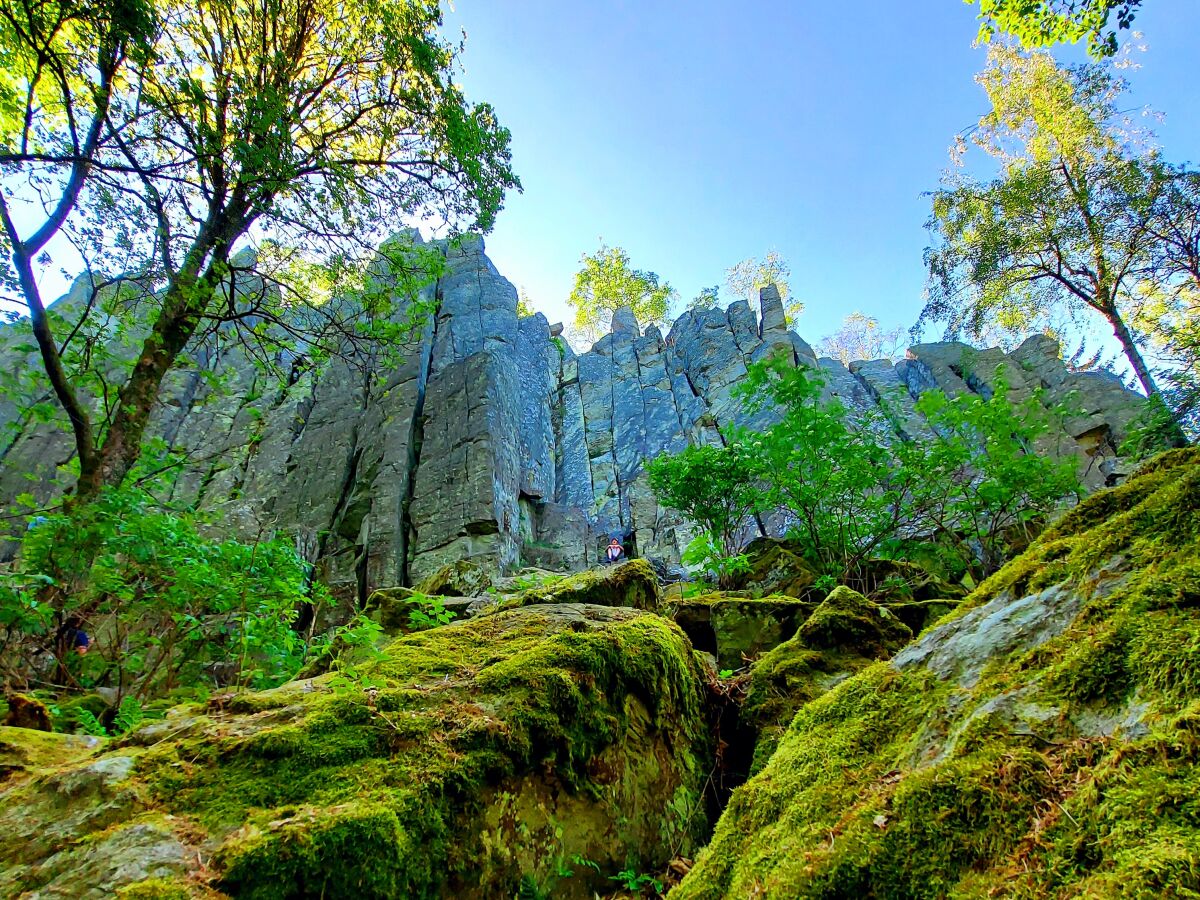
0, 237, 1148, 599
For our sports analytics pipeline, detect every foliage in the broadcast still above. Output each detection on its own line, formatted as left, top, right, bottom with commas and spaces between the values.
680, 533, 751, 589
687, 285, 721, 311
733, 354, 1080, 582
815, 312, 908, 365
567, 243, 676, 343
725, 250, 802, 325
0, 484, 324, 702
610, 867, 665, 894
734, 357, 916, 581
921, 45, 1172, 402
646, 442, 763, 589
405, 592, 454, 630
0, 0, 518, 499
897, 373, 1083, 575
971, 0, 1142, 58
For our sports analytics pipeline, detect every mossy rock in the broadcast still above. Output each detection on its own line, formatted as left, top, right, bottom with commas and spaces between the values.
732, 538, 818, 598
674, 448, 1200, 899
0, 725, 101, 781
1, 603, 711, 899
672, 592, 819, 671
797, 586, 914, 658
856, 557, 968, 605
362, 587, 472, 633
484, 558, 662, 613
412, 559, 494, 597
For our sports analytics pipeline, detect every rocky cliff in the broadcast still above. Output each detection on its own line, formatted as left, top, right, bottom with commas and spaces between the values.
0, 236, 1147, 599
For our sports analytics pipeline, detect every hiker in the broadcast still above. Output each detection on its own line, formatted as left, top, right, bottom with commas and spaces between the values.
56, 619, 90, 656
605, 538, 625, 565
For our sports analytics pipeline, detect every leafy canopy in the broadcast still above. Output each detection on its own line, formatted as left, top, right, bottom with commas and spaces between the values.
971, 0, 1143, 59
0, 0, 519, 497
645, 441, 762, 588
922, 45, 1168, 399
816, 312, 908, 366
725, 250, 803, 325
567, 243, 676, 343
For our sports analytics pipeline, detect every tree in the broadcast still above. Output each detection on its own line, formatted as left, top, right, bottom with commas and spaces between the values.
687, 285, 720, 311
725, 250, 803, 325
734, 354, 1080, 583
645, 442, 762, 588
734, 357, 913, 582
922, 45, 1167, 401
0, 0, 518, 501
567, 243, 676, 343
971, 0, 1143, 58
816, 312, 908, 365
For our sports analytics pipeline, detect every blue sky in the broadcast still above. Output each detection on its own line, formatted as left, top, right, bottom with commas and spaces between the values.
440, 1, 1200, 348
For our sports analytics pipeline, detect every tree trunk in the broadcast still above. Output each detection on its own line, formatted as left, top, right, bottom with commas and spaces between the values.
1107, 309, 1160, 399
73, 270, 216, 501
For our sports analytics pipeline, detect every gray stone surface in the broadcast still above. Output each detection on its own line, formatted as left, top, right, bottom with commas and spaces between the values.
0, 239, 1150, 592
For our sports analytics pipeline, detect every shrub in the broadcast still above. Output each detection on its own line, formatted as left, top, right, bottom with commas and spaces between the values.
0, 485, 326, 704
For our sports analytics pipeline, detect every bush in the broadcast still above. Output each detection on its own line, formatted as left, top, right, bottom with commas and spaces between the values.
650, 354, 1082, 586
0, 485, 326, 706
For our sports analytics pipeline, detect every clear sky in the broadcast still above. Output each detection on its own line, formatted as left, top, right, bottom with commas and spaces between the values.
439, 0, 1200, 348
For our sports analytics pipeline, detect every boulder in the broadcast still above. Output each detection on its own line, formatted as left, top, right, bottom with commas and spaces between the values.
672, 593, 817, 671
733, 538, 818, 599
412, 559, 495, 597
480, 558, 662, 614
674, 448, 1200, 899
1, 603, 712, 899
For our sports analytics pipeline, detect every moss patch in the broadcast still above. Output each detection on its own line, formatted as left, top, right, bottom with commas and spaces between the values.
481, 558, 662, 613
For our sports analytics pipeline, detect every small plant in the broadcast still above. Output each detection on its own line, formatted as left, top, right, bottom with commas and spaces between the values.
610, 868, 664, 894
75, 708, 108, 737
719, 668, 734, 679
680, 534, 751, 589
112, 696, 144, 735
406, 591, 453, 630
813, 574, 837, 595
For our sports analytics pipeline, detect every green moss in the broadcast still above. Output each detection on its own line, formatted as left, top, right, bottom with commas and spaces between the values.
131, 605, 709, 897
797, 586, 913, 657
115, 878, 196, 899
480, 558, 661, 613
217, 803, 419, 899
0, 725, 99, 776
675, 448, 1200, 898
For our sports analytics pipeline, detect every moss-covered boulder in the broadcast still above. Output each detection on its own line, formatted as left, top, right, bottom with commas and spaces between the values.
412, 558, 494, 597
1, 603, 710, 899
732, 538, 818, 598
740, 588, 912, 775
673, 447, 1200, 899
797, 586, 914, 657
481, 558, 662, 614
671, 593, 818, 671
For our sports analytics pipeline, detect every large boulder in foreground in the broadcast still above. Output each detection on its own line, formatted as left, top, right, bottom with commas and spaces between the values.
1, 604, 711, 899
675, 447, 1200, 899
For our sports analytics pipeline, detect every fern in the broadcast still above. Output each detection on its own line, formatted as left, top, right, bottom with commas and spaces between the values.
75, 708, 108, 737
113, 696, 144, 735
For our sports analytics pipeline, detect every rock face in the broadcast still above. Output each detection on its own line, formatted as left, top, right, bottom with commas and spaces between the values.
0, 237, 1148, 597
0, 603, 712, 899
673, 447, 1200, 899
